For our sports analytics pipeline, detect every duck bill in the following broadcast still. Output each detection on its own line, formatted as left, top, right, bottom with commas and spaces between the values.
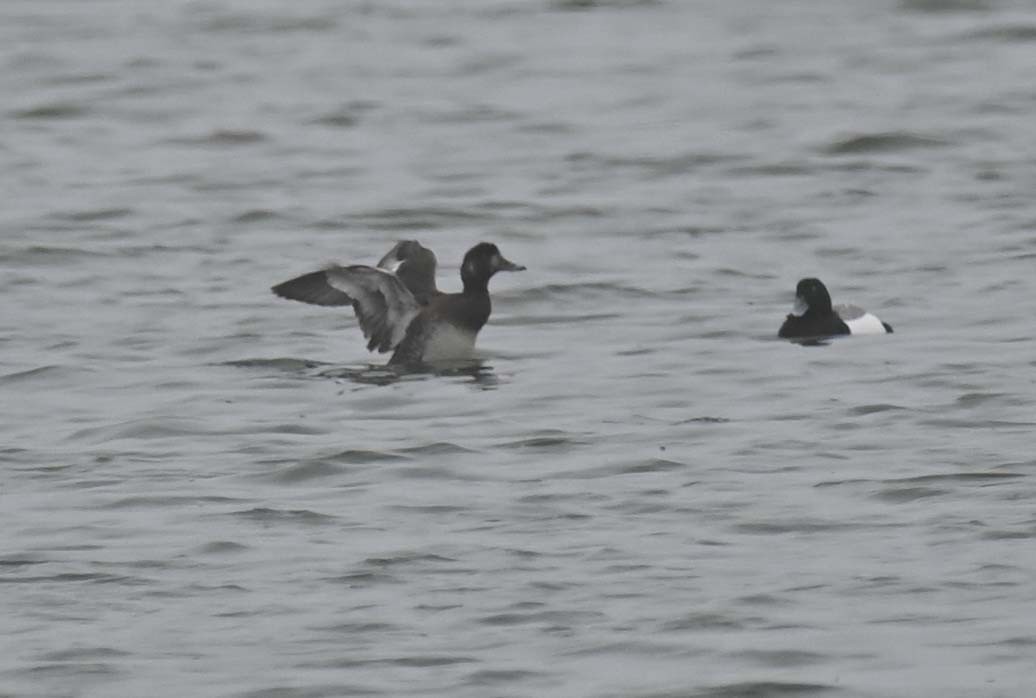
494, 255, 526, 272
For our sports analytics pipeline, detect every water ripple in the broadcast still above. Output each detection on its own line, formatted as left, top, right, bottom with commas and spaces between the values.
228, 508, 336, 525
822, 131, 950, 155
7, 1, 1036, 696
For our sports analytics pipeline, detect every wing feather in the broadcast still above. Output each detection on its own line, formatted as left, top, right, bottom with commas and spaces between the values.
271, 269, 354, 306
833, 304, 866, 321
324, 266, 422, 352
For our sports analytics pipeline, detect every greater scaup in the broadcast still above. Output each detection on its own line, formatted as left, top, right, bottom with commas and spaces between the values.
272, 242, 524, 365
778, 277, 892, 340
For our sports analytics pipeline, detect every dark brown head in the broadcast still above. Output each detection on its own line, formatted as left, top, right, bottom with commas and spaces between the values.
460, 242, 525, 294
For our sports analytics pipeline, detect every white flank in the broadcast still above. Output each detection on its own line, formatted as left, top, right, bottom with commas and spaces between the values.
843, 312, 888, 335
422, 324, 478, 362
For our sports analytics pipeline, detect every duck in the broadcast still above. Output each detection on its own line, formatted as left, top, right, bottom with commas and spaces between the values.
778, 277, 892, 340
272, 241, 524, 365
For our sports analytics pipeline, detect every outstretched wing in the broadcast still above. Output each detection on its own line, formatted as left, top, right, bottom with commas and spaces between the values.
272, 240, 439, 310
272, 269, 354, 306
324, 265, 422, 352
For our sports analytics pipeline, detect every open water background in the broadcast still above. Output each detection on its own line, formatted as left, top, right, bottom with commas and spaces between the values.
3, 1, 1036, 696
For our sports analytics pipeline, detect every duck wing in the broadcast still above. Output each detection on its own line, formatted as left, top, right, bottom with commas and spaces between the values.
272, 269, 354, 307
272, 240, 440, 309
323, 265, 422, 353
833, 304, 866, 321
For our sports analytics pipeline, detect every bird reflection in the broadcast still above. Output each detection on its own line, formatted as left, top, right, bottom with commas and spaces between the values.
317, 359, 499, 389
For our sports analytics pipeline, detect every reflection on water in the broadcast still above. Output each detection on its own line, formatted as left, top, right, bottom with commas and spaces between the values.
318, 359, 500, 389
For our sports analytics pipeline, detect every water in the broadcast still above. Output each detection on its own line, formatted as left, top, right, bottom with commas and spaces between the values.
3, 1, 1036, 696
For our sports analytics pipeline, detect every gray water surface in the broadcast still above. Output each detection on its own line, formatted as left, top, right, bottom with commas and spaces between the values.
3, 1, 1036, 696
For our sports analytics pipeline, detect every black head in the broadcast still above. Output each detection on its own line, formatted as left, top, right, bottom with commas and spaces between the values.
461, 242, 525, 293
793, 277, 833, 315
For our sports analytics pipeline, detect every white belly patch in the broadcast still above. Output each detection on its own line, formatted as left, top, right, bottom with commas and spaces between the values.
421, 324, 478, 362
